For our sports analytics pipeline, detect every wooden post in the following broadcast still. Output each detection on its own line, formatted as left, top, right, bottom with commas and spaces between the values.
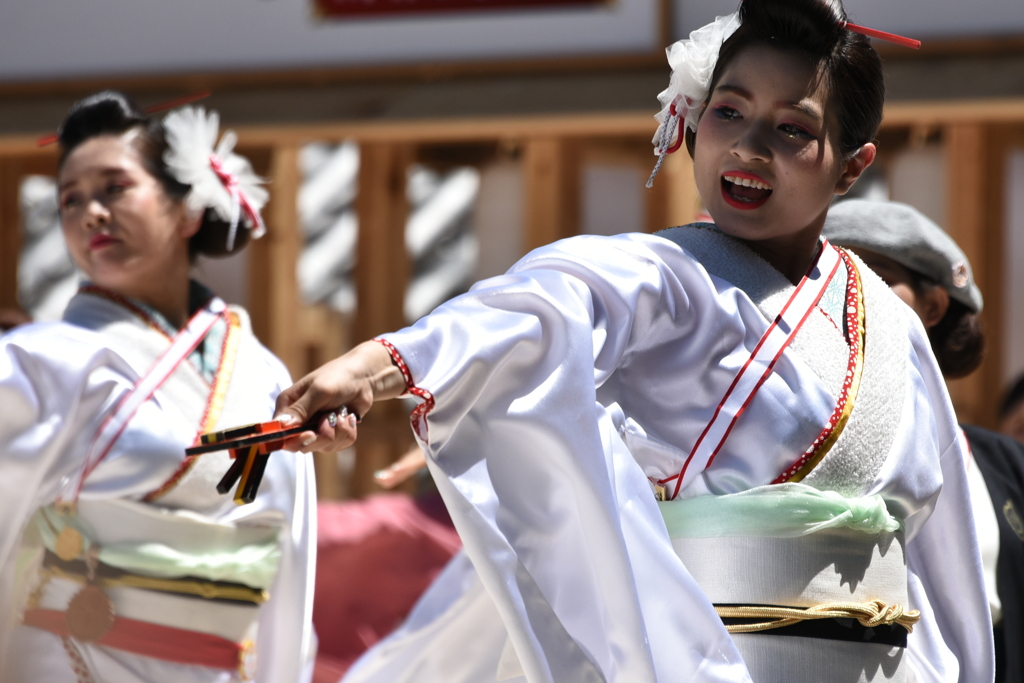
350, 141, 415, 498
944, 123, 1003, 428
523, 137, 580, 250
0, 154, 59, 316
646, 148, 701, 232
248, 145, 303, 378
299, 304, 352, 500
0, 159, 23, 312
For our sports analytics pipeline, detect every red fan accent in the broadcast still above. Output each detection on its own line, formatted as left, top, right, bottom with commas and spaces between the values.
36, 91, 212, 147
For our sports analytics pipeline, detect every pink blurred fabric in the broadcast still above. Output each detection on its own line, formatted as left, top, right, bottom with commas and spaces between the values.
312, 493, 461, 679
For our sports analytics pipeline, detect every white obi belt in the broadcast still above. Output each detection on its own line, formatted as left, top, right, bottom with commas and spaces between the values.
661, 483, 917, 683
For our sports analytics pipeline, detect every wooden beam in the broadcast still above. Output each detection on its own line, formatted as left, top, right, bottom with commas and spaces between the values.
882, 98, 1024, 128
0, 98, 1020, 158
350, 142, 416, 498
943, 123, 1003, 429
0, 53, 665, 101
523, 137, 580, 250
231, 112, 659, 148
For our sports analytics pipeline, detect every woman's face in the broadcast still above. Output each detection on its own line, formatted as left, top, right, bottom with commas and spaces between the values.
1000, 401, 1024, 446
58, 133, 198, 300
693, 44, 873, 254
849, 247, 949, 328
848, 248, 922, 310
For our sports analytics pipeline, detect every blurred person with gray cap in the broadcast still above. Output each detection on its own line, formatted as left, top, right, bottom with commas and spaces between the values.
1000, 375, 1024, 446
826, 199, 1024, 683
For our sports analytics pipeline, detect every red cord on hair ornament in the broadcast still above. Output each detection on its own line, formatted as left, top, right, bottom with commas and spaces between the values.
665, 102, 685, 155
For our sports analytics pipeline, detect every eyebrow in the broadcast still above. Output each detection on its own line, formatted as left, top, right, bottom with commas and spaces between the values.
714, 83, 824, 121
58, 166, 129, 192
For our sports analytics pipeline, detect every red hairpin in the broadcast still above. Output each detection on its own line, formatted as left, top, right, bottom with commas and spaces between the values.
842, 21, 921, 50
736, 0, 921, 50
36, 91, 213, 147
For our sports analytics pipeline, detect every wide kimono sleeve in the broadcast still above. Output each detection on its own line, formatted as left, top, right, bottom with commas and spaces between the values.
0, 323, 136, 663
379, 234, 752, 683
899, 322, 995, 683
225, 348, 318, 683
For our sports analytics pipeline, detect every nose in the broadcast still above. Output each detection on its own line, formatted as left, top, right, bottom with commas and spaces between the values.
731, 121, 772, 164
83, 198, 111, 230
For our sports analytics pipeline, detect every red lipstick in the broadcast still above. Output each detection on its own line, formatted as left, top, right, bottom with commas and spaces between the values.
721, 171, 773, 211
89, 234, 117, 250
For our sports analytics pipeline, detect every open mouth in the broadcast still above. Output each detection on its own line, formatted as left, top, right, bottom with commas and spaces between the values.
721, 172, 773, 210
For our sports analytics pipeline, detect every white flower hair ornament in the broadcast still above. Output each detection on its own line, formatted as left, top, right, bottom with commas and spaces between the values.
646, 12, 741, 188
163, 107, 268, 251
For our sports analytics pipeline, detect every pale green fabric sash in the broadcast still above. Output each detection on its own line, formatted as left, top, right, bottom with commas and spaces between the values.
35, 507, 280, 589
658, 482, 900, 539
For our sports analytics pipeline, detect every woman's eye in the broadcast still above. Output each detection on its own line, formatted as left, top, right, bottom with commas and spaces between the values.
59, 195, 81, 211
713, 106, 741, 121
107, 183, 127, 195
779, 123, 813, 139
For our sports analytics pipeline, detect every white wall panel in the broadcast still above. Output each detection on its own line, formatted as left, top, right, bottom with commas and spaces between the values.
672, 0, 1024, 42
0, 0, 657, 81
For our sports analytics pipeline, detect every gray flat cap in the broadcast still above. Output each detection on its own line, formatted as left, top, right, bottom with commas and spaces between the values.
823, 199, 983, 313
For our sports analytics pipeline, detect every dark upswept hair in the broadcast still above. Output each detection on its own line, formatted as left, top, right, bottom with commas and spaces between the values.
57, 90, 250, 258
686, 0, 885, 160
1000, 375, 1024, 420
928, 298, 985, 379
896, 269, 985, 379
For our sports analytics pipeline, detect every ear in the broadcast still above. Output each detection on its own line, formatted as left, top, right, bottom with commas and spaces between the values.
177, 207, 204, 241
919, 284, 950, 329
834, 143, 877, 196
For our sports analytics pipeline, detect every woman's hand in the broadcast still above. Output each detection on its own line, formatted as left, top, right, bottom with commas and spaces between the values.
373, 445, 429, 489
274, 341, 406, 452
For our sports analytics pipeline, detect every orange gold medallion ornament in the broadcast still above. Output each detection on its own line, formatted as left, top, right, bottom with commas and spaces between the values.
55, 527, 84, 562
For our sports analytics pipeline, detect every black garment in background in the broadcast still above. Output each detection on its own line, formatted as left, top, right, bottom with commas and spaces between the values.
963, 424, 1024, 683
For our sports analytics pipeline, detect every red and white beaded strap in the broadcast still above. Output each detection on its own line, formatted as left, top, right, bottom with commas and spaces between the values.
61, 637, 97, 683
374, 338, 436, 442
773, 249, 863, 483
58, 298, 227, 505
658, 241, 843, 500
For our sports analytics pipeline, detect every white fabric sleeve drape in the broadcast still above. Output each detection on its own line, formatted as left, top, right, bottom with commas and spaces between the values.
239, 357, 318, 683
902, 322, 994, 683
0, 321, 317, 683
0, 323, 137, 662
383, 235, 751, 683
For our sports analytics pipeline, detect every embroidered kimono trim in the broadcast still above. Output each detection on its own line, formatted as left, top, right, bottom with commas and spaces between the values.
79, 282, 227, 383
57, 299, 227, 506
79, 285, 171, 340
657, 240, 844, 500
774, 250, 865, 483
144, 310, 243, 502
375, 337, 436, 441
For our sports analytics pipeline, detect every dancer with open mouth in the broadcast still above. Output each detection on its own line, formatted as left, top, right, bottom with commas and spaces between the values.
276, 1, 992, 681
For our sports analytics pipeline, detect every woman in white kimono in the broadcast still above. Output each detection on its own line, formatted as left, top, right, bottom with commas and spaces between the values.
0, 92, 316, 682
277, 1, 993, 681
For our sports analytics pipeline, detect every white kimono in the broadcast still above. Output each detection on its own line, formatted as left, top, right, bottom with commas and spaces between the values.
0, 286, 316, 683
347, 226, 993, 683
